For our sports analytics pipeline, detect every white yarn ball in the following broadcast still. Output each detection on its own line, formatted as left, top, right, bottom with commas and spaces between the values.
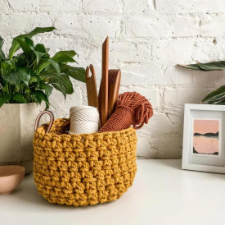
69, 106, 99, 134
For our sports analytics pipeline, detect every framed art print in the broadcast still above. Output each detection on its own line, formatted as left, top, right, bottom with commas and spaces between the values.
182, 104, 225, 173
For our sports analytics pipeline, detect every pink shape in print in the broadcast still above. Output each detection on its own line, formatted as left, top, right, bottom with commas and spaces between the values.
193, 120, 219, 155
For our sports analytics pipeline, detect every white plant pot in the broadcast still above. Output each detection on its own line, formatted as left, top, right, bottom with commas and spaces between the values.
0, 103, 43, 175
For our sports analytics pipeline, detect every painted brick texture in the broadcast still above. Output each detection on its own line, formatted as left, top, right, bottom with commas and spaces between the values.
1, 0, 224, 158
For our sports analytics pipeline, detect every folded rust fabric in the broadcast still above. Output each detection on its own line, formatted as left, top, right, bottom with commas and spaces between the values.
99, 92, 153, 132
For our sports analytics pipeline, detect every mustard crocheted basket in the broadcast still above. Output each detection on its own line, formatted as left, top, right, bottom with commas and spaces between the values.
33, 117, 137, 206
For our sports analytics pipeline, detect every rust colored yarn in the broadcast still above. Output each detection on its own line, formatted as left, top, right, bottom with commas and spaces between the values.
99, 92, 153, 132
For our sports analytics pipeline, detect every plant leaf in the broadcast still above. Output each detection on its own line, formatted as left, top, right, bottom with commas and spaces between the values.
14, 38, 33, 57
64, 66, 86, 82
9, 27, 55, 59
33, 43, 49, 64
37, 60, 50, 73
17, 53, 27, 67
202, 85, 225, 103
40, 82, 53, 97
2, 71, 21, 88
0, 36, 5, 62
48, 59, 60, 74
0, 94, 10, 107
44, 64, 85, 82
24, 37, 34, 49
12, 93, 27, 103
2, 83, 9, 94
1, 58, 17, 74
23, 37, 46, 64
34, 51, 47, 65
52, 51, 76, 63
53, 50, 76, 58
0, 36, 4, 49
31, 91, 49, 109
214, 101, 225, 105
177, 64, 202, 71
198, 61, 225, 71
37, 59, 60, 74
29, 76, 38, 85
178, 61, 225, 71
51, 83, 67, 97
44, 73, 73, 96
34, 44, 48, 53
2, 67, 30, 88
18, 68, 30, 86
25, 27, 55, 38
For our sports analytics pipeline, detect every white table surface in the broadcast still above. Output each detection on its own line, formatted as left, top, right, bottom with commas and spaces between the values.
1, 159, 225, 225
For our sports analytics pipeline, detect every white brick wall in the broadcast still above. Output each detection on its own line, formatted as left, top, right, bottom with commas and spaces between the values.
156, 0, 225, 14
1, 0, 224, 158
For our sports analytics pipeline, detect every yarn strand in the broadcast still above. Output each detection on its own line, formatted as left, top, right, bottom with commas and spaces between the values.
99, 92, 153, 132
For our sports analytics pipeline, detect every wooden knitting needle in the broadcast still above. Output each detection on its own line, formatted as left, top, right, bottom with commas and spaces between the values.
98, 37, 109, 127
108, 69, 121, 118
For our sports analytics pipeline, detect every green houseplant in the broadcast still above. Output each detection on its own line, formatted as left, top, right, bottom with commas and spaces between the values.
0, 26, 85, 108
179, 61, 225, 104
0, 27, 85, 174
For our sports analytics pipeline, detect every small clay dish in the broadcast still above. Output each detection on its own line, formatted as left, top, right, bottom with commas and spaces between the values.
0, 165, 25, 194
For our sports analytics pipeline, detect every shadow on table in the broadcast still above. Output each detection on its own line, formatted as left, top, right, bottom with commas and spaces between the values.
138, 158, 182, 170
155, 159, 225, 180
157, 159, 182, 170
13, 177, 54, 207
13, 175, 114, 210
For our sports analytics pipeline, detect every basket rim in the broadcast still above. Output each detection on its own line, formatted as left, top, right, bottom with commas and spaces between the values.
35, 118, 135, 137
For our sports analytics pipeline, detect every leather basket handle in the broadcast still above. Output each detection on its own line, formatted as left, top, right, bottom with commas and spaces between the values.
34, 111, 54, 133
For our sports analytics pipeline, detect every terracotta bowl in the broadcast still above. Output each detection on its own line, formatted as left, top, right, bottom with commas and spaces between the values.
0, 165, 25, 194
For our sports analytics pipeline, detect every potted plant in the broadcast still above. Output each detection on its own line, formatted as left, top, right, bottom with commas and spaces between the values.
0, 27, 85, 174
179, 61, 225, 104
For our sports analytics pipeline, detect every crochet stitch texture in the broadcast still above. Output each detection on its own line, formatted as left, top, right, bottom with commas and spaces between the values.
33, 119, 137, 206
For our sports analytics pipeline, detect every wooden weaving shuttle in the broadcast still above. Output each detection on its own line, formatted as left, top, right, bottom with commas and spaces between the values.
85, 64, 98, 109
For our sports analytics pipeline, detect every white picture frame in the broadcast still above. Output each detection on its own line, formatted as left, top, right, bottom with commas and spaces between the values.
182, 104, 225, 173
